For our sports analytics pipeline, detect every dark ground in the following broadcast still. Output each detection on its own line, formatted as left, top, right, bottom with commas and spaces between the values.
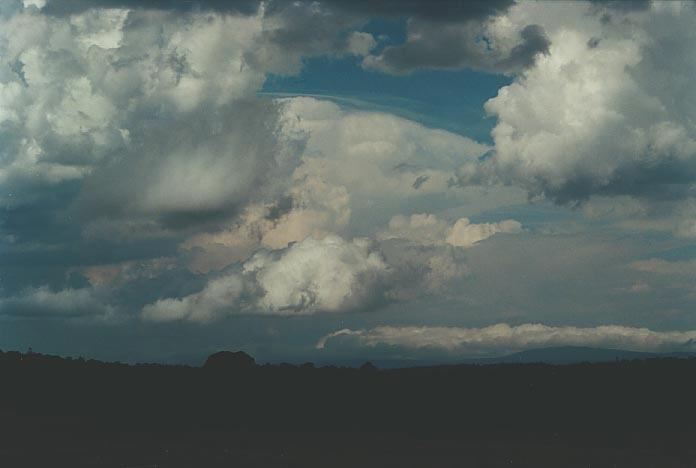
1, 350, 695, 467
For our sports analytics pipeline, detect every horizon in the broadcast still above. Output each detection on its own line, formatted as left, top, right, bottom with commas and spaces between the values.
5, 342, 696, 369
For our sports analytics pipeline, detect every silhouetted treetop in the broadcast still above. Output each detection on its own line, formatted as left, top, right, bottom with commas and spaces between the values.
203, 351, 256, 370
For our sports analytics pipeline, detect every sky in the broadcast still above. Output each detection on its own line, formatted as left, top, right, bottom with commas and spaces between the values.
2, 0, 696, 365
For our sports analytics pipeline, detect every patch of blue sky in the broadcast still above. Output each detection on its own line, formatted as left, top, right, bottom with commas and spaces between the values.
466, 202, 583, 227
260, 19, 512, 144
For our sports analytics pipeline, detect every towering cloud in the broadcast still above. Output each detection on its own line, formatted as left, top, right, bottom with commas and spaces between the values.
142, 235, 391, 321
455, 1, 696, 207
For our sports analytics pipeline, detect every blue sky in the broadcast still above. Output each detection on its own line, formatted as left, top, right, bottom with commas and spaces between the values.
2, 0, 696, 365
262, 58, 511, 142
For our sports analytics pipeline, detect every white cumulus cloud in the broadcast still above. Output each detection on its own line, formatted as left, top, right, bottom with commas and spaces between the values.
379, 213, 522, 248
455, 1, 696, 207
142, 235, 391, 322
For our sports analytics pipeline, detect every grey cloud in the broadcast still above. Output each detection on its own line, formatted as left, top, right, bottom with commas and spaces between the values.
39, 0, 261, 16
267, 0, 514, 23
588, 0, 651, 13
76, 99, 302, 235
412, 175, 429, 190
244, 1, 378, 76
39, 0, 513, 21
363, 18, 550, 75
493, 25, 551, 73
31, 0, 529, 78
378, 239, 468, 300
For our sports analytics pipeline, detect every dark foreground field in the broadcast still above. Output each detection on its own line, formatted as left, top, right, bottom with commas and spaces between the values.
1, 350, 695, 467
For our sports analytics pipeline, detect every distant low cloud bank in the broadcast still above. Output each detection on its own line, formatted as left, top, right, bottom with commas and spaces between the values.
317, 323, 696, 355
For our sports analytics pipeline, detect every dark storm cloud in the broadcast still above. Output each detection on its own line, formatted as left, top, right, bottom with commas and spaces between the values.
40, 0, 512, 21
75, 99, 298, 236
268, 0, 514, 22
40, 0, 261, 16
364, 19, 550, 75
451, 155, 696, 206
493, 25, 551, 73
33, 0, 535, 77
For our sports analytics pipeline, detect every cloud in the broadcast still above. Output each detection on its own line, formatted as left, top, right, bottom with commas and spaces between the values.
248, 1, 377, 76
77, 98, 302, 235
246, 235, 390, 315
310, 0, 515, 23
453, 1, 696, 205
446, 218, 522, 247
363, 20, 549, 75
180, 162, 352, 272
0, 285, 113, 318
378, 213, 521, 248
142, 273, 248, 323
37, 0, 514, 22
38, 0, 261, 16
317, 323, 696, 355
279, 97, 488, 200
144, 230, 477, 322
142, 235, 391, 322
177, 96, 497, 272
377, 240, 469, 298
0, 6, 273, 213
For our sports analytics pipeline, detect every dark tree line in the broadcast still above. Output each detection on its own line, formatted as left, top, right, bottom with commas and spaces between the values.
1, 349, 695, 467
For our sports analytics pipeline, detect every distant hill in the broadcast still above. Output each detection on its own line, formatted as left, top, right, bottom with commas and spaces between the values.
467, 346, 696, 365
361, 346, 696, 368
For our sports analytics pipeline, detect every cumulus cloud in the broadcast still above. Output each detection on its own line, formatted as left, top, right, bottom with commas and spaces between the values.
454, 1, 696, 206
246, 235, 389, 314
144, 229, 478, 322
0, 3, 380, 215
143, 235, 391, 322
317, 323, 696, 354
0, 5, 277, 213
379, 213, 521, 248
